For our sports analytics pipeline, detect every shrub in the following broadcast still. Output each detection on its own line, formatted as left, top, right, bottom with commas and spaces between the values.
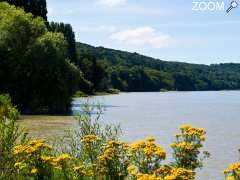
0, 94, 28, 179
58, 100, 121, 156
170, 125, 210, 171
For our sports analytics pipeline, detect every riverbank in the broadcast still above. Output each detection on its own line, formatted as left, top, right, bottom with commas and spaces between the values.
18, 115, 75, 139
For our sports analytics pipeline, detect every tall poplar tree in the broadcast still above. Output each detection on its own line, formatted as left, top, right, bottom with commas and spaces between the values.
49, 22, 77, 63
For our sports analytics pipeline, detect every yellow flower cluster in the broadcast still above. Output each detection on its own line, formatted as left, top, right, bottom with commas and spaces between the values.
129, 140, 146, 152
53, 154, 71, 163
179, 125, 206, 140
13, 139, 72, 176
127, 165, 138, 174
170, 125, 208, 171
224, 163, 240, 173
73, 165, 87, 176
40, 156, 52, 163
132, 167, 193, 180
224, 163, 240, 180
170, 142, 194, 152
164, 168, 194, 180
226, 176, 236, 180
81, 135, 101, 144
155, 166, 172, 176
136, 173, 163, 180
98, 140, 128, 161
11, 125, 210, 180
14, 139, 52, 155
129, 137, 166, 159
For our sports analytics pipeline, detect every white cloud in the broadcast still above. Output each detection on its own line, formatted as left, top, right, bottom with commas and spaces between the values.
97, 0, 127, 7
110, 27, 174, 48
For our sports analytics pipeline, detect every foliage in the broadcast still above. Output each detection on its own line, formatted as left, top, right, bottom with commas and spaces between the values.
58, 101, 121, 156
0, 0, 48, 21
77, 52, 109, 92
0, 2, 82, 114
49, 22, 77, 63
76, 42, 240, 92
0, 94, 28, 179
73, 91, 88, 98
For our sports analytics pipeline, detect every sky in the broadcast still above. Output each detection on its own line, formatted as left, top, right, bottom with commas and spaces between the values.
47, 0, 240, 64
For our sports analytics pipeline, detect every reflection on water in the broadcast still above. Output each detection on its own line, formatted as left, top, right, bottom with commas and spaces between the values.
20, 91, 240, 180
71, 100, 119, 115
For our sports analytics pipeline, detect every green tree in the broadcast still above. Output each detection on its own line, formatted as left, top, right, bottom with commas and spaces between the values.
78, 53, 108, 92
49, 22, 77, 63
0, 2, 80, 113
0, 0, 48, 20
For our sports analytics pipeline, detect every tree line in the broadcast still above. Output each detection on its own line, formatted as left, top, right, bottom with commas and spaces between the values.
76, 43, 240, 92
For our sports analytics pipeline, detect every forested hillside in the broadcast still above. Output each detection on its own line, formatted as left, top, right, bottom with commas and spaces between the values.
76, 42, 240, 92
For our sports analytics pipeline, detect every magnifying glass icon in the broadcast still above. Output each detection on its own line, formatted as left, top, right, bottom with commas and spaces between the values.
226, 1, 238, 13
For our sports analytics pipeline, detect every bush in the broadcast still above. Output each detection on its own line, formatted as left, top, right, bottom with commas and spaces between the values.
0, 94, 28, 179
13, 125, 208, 180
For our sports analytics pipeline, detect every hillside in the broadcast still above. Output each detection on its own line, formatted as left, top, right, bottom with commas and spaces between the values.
76, 42, 240, 92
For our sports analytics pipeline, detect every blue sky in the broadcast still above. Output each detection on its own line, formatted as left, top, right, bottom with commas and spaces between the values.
47, 0, 240, 64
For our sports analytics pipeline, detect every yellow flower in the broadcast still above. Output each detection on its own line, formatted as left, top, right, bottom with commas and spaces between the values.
26, 147, 38, 154
170, 143, 177, 148
81, 135, 99, 144
146, 137, 156, 142
73, 165, 86, 175
155, 149, 166, 159
14, 162, 25, 170
29, 139, 45, 146
164, 175, 176, 180
226, 176, 236, 180
224, 162, 240, 177
179, 125, 206, 139
53, 154, 71, 163
14, 145, 28, 155
155, 166, 171, 175
165, 167, 194, 180
171, 142, 194, 152
127, 165, 137, 174
40, 156, 52, 163
136, 173, 163, 180
31, 168, 38, 175
130, 140, 146, 152
179, 125, 192, 131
